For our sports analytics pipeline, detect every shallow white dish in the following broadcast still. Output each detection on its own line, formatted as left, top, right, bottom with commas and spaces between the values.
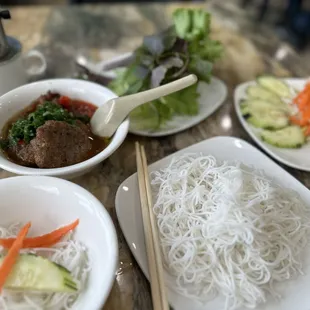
115, 136, 310, 310
0, 176, 118, 310
0, 79, 129, 179
234, 78, 310, 171
94, 53, 228, 137
129, 79, 227, 137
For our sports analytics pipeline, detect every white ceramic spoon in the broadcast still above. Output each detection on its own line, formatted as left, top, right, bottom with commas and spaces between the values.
91, 74, 198, 137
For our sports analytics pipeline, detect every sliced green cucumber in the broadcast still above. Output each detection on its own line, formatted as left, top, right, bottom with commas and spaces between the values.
0, 254, 78, 292
240, 103, 250, 116
257, 76, 292, 98
242, 99, 288, 112
246, 85, 284, 105
240, 99, 289, 129
247, 109, 289, 129
261, 126, 305, 148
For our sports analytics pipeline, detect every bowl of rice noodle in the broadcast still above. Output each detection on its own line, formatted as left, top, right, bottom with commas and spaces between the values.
0, 176, 117, 310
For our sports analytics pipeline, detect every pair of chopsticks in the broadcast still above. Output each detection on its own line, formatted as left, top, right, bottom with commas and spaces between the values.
135, 142, 169, 310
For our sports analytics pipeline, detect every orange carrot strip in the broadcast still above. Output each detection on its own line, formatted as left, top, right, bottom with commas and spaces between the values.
304, 126, 310, 136
289, 116, 308, 126
0, 222, 31, 292
0, 219, 79, 249
289, 116, 302, 125
291, 83, 310, 127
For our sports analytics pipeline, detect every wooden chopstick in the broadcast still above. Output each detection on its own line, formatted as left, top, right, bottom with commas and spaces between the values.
135, 142, 169, 310
135, 142, 161, 310
140, 145, 169, 310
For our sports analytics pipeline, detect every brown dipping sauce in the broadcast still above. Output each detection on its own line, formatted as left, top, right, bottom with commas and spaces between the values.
1, 92, 108, 168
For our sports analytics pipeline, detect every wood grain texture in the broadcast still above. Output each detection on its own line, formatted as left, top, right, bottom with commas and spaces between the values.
2, 3, 309, 309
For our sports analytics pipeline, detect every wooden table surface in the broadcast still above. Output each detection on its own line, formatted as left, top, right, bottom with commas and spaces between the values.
2, 2, 310, 309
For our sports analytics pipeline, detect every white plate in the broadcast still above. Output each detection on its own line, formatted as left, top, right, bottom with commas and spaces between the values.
234, 78, 310, 171
129, 79, 227, 137
115, 136, 310, 310
95, 53, 228, 137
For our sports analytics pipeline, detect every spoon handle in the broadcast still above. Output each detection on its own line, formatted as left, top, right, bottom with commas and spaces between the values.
90, 74, 198, 138
116, 74, 198, 112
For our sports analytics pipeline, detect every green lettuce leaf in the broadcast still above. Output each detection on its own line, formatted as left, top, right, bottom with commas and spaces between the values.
109, 64, 150, 95
173, 9, 192, 41
164, 84, 199, 115
188, 55, 213, 83
173, 9, 210, 42
190, 38, 223, 62
129, 84, 200, 130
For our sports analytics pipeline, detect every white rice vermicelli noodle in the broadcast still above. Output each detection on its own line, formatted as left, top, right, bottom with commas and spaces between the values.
151, 154, 310, 310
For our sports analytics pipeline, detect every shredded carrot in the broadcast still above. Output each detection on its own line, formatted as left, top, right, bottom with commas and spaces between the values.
304, 126, 310, 136
0, 222, 31, 291
0, 219, 79, 249
291, 82, 310, 128
289, 116, 308, 126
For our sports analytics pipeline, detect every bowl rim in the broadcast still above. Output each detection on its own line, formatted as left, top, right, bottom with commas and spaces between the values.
0, 79, 130, 176
0, 175, 119, 310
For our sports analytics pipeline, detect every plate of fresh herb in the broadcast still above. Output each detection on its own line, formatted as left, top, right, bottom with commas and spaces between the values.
89, 9, 227, 137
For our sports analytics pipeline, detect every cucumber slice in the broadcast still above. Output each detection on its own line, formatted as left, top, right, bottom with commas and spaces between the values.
242, 99, 288, 112
247, 109, 289, 129
257, 76, 292, 98
0, 254, 78, 292
240, 104, 250, 116
240, 99, 289, 129
261, 126, 305, 148
246, 85, 284, 105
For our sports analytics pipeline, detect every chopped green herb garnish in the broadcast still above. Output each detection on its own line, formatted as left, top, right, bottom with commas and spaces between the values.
0, 139, 9, 150
5, 102, 87, 147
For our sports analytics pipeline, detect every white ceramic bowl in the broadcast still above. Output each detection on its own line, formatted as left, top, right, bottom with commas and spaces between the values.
0, 79, 129, 178
0, 175, 118, 310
